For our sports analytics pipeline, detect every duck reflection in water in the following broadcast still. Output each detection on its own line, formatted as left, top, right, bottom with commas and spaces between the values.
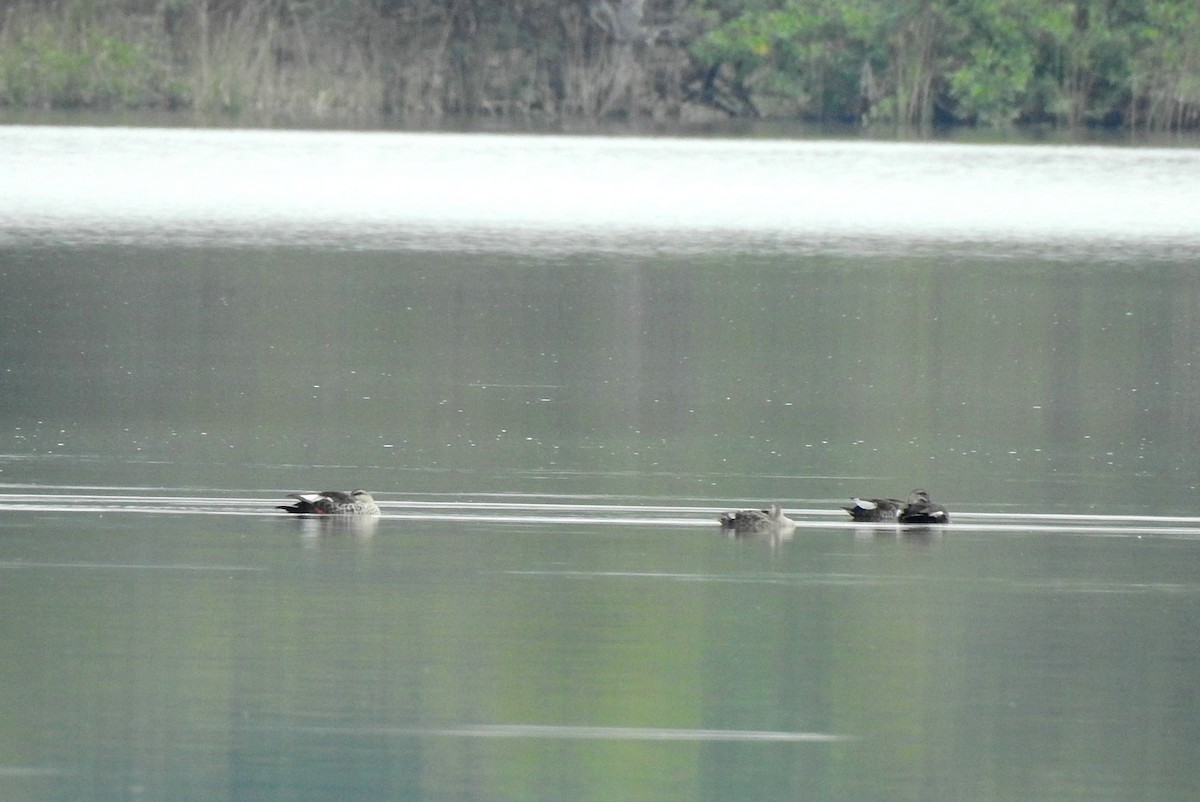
718, 503, 795, 552
296, 514, 379, 541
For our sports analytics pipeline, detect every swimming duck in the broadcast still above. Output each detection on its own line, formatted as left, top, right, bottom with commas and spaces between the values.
843, 496, 904, 522
277, 489, 381, 516
897, 489, 949, 524
718, 503, 796, 535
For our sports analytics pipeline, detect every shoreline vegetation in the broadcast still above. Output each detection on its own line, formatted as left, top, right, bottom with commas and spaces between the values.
0, 0, 1198, 134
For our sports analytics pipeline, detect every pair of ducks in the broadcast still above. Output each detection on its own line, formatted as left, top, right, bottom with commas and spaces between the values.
719, 489, 950, 534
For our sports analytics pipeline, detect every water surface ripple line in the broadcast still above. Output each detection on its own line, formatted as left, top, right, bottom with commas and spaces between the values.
282, 724, 854, 743
5, 492, 1200, 520
0, 560, 265, 572
0, 766, 65, 777
3, 493, 1200, 536
498, 569, 896, 587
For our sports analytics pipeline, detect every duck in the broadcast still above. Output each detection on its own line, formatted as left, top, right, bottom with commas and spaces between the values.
842, 496, 904, 522
718, 503, 796, 535
277, 489, 381, 516
897, 489, 949, 524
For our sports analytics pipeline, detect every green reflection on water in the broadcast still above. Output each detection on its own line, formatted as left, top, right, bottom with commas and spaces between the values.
2, 515, 1198, 802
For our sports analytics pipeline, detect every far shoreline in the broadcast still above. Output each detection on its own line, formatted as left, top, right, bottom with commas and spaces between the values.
3, 108, 1197, 149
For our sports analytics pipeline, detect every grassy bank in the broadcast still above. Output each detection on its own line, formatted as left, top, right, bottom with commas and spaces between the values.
0, 0, 391, 123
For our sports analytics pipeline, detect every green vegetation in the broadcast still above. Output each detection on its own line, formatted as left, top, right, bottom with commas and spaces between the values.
1, 0, 1197, 131
697, 0, 1200, 130
0, 1, 173, 109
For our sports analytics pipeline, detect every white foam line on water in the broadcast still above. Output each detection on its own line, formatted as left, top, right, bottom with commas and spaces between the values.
383, 512, 710, 526
0, 490, 1194, 520
4, 493, 1200, 534
0, 504, 272, 516
807, 509, 1200, 525
950, 510, 1200, 524
919, 522, 1200, 537
389, 502, 1192, 523
767, 519, 1200, 537
0, 493, 255, 505
385, 500, 719, 513
0, 502, 708, 526
285, 724, 852, 743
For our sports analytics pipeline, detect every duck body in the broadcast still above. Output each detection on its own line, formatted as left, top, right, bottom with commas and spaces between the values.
718, 503, 796, 535
843, 497, 904, 522
278, 490, 381, 516
897, 489, 949, 524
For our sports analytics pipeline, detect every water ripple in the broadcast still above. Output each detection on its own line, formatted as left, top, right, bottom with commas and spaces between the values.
277, 723, 853, 743
3, 488, 1200, 538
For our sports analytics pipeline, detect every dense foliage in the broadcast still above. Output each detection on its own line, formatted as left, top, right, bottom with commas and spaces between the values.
696, 0, 1200, 129
0, 0, 1197, 130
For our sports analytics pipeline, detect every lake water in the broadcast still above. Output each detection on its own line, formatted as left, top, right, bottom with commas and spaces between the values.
1, 125, 1200, 801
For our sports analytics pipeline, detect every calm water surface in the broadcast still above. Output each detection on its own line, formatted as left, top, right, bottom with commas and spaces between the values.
1, 126, 1199, 801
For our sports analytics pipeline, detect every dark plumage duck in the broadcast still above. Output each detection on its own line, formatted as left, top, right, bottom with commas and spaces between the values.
897, 489, 949, 524
718, 503, 796, 535
277, 489, 381, 516
843, 496, 904, 522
